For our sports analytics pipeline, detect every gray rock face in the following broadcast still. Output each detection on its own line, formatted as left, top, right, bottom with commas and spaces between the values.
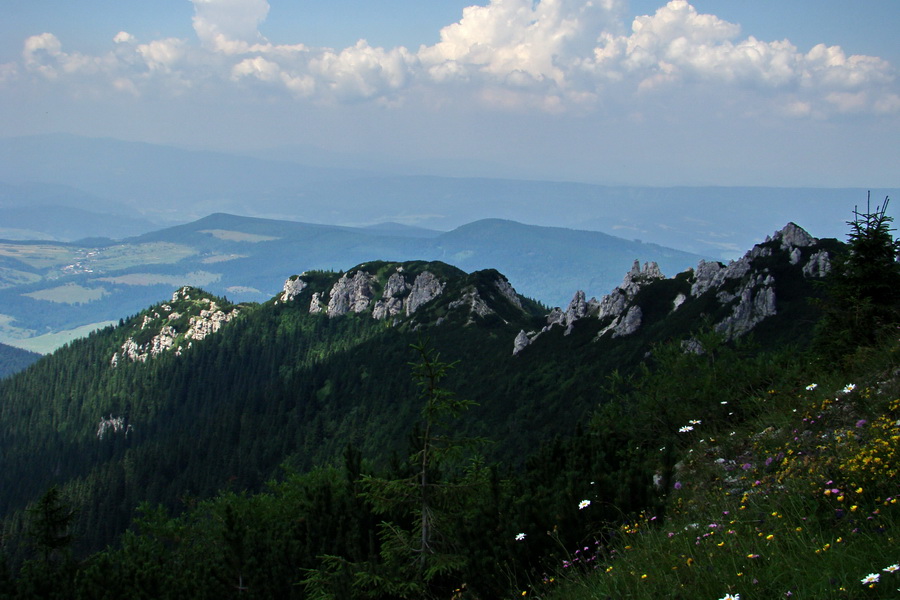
513, 330, 531, 355
185, 300, 238, 340
406, 271, 444, 316
495, 276, 523, 309
327, 271, 377, 317
372, 272, 410, 320
448, 287, 493, 321
309, 292, 325, 314
803, 250, 831, 278
691, 260, 724, 297
770, 222, 815, 250
715, 275, 777, 339
593, 261, 663, 338
608, 305, 642, 338
281, 276, 307, 302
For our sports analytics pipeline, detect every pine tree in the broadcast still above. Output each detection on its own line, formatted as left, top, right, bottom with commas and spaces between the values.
26, 486, 75, 565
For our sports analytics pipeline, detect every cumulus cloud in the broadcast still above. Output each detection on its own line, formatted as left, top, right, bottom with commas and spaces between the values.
310, 41, 416, 101
585, 1, 897, 115
419, 0, 625, 88
11, 0, 899, 116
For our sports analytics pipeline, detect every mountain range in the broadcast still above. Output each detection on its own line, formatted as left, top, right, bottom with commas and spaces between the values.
0, 220, 836, 562
2, 134, 893, 257
0, 213, 704, 354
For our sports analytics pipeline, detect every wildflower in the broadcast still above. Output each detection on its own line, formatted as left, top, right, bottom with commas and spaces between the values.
856, 419, 868, 428
884, 564, 900, 573
579, 500, 591, 510
515, 533, 526, 541
842, 383, 856, 394
720, 594, 740, 600
679, 425, 694, 433
861, 573, 880, 584
689, 419, 702, 425
806, 383, 818, 391
674, 481, 682, 490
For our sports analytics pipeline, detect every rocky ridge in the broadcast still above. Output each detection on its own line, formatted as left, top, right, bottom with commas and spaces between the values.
276, 262, 535, 326
111, 287, 241, 365
514, 223, 833, 355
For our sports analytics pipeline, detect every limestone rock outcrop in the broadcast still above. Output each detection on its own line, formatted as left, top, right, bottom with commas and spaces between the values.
406, 271, 445, 316
372, 271, 410, 320
327, 271, 377, 317
281, 276, 307, 302
513, 222, 832, 355
111, 287, 240, 366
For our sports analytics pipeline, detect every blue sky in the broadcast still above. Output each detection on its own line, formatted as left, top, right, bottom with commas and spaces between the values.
2, 0, 898, 186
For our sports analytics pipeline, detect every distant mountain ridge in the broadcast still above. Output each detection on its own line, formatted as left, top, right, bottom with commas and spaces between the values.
1, 134, 893, 257
0, 342, 40, 378
0, 213, 704, 353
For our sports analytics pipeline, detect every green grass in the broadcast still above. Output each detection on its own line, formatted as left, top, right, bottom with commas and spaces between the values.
93, 270, 221, 287
198, 229, 279, 243
535, 351, 900, 600
22, 283, 109, 304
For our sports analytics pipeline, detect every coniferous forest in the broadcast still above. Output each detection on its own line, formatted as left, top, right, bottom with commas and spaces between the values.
1, 203, 899, 599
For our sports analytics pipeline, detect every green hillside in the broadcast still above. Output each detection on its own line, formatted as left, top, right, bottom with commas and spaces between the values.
0, 342, 40, 378
0, 209, 896, 599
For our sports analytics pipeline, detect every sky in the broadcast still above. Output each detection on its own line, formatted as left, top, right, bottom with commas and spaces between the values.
1, 0, 899, 187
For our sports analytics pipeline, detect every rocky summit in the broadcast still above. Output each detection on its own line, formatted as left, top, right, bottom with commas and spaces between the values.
514, 223, 836, 354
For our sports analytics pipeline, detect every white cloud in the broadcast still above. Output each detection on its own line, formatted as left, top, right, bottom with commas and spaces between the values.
113, 31, 136, 45
419, 0, 625, 90
23, 33, 64, 78
587, 1, 897, 116
22, 32, 120, 79
10, 0, 899, 117
137, 39, 186, 73
231, 55, 316, 97
311, 41, 416, 100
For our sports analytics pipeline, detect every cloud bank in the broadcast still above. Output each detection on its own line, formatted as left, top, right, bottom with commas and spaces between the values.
5, 0, 898, 118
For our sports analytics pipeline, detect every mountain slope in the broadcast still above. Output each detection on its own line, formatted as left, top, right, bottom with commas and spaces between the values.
0, 222, 836, 561
0, 342, 40, 378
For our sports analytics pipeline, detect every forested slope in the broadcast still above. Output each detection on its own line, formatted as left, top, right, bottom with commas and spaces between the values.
0, 221, 853, 597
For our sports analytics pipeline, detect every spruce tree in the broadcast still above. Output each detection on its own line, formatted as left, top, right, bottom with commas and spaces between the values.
816, 195, 900, 361
302, 340, 487, 599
